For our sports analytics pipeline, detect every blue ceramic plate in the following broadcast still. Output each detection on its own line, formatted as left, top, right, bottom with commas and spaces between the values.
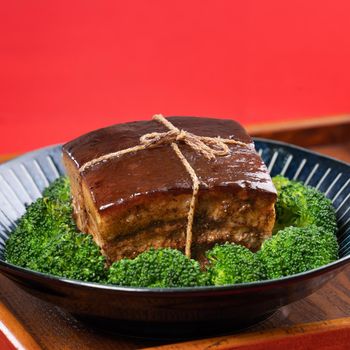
0, 139, 349, 338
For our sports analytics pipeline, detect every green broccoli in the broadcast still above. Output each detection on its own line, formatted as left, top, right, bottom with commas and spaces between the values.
206, 243, 265, 285
42, 175, 72, 203
108, 248, 208, 287
32, 232, 106, 282
5, 174, 340, 287
272, 175, 337, 235
5, 177, 74, 267
5, 177, 107, 282
258, 226, 339, 279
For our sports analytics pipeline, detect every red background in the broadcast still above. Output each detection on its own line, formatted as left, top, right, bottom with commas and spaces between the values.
1, 0, 350, 154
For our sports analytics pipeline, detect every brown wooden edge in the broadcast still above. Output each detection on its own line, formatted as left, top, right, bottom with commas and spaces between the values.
0, 116, 349, 162
0, 155, 17, 163
0, 301, 41, 350
144, 317, 350, 350
247, 114, 350, 148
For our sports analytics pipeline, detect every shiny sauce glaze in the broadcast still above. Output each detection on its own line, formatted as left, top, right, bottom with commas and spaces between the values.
62, 117, 277, 212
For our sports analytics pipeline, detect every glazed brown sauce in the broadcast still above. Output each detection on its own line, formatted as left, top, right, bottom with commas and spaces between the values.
63, 117, 276, 212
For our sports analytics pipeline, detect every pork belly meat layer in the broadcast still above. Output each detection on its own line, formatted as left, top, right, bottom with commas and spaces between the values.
62, 117, 277, 262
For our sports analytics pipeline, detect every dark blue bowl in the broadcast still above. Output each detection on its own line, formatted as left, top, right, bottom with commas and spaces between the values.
0, 139, 349, 338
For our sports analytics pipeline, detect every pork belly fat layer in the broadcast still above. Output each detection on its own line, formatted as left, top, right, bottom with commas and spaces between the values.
99, 189, 276, 262
62, 117, 277, 262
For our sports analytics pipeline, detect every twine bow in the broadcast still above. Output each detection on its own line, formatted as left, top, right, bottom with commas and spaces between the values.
140, 115, 246, 160
80, 114, 248, 257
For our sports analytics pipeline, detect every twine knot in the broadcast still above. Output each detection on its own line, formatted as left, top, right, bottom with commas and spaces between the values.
140, 126, 230, 160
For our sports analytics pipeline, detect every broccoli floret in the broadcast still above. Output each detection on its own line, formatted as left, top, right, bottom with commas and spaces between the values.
32, 232, 107, 282
272, 175, 337, 235
5, 177, 75, 267
258, 226, 339, 279
42, 176, 72, 203
206, 243, 265, 285
107, 248, 208, 288
5, 198, 53, 267
5, 177, 106, 282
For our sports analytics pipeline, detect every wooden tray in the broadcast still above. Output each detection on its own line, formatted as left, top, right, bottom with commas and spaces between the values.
0, 116, 349, 350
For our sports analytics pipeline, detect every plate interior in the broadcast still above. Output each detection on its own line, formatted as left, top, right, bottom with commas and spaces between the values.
0, 140, 349, 261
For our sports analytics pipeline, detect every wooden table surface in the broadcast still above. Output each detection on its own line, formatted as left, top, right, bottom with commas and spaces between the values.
0, 116, 349, 350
